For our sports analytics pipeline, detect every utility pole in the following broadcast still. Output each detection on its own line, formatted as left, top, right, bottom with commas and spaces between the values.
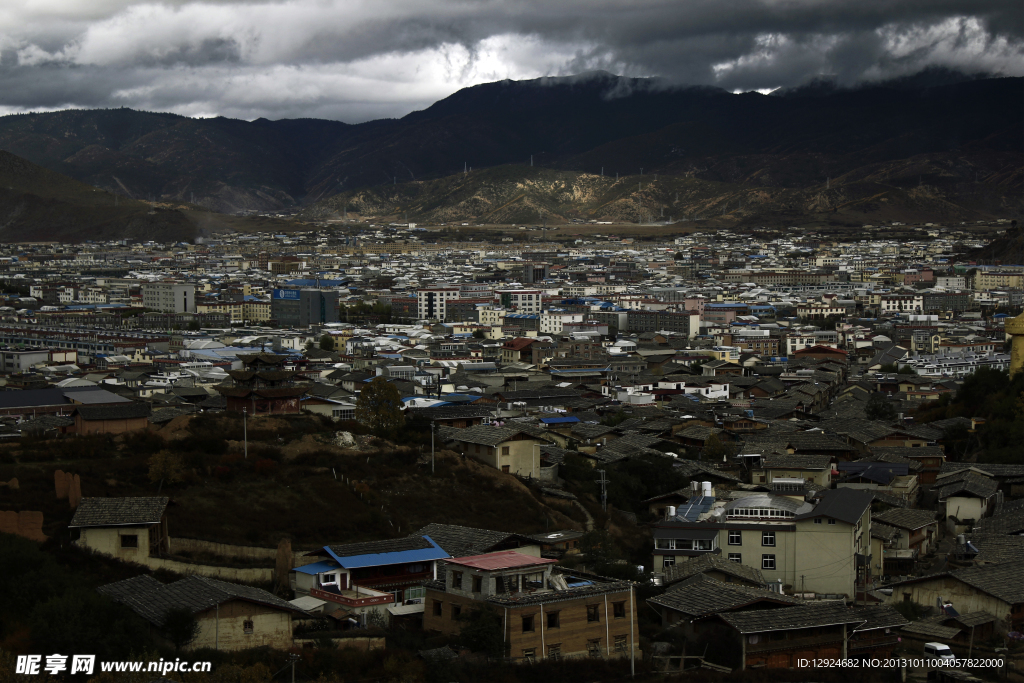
431, 420, 436, 474
243, 407, 247, 459
596, 469, 609, 512
530, 155, 533, 167
601, 166, 603, 177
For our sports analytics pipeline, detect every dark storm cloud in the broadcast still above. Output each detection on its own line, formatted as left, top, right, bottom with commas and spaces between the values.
0, 0, 1020, 121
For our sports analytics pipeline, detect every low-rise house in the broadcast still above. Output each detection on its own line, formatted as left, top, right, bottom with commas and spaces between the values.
71, 402, 153, 435
447, 424, 545, 476
647, 573, 799, 629
936, 470, 999, 531
715, 603, 875, 670
412, 523, 542, 558
294, 536, 450, 608
99, 574, 303, 650
872, 508, 940, 568
423, 551, 639, 662
70, 496, 170, 560
885, 563, 1023, 634
752, 453, 833, 487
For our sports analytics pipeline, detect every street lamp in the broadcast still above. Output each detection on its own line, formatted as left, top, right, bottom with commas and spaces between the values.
243, 407, 247, 459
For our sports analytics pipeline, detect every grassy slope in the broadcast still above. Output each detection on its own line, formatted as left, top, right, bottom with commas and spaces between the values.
0, 414, 583, 549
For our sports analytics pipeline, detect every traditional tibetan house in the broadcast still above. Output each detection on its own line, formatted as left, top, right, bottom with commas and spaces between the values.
216, 353, 311, 414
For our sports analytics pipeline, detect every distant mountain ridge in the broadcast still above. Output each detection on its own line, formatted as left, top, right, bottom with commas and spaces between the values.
0, 72, 1019, 223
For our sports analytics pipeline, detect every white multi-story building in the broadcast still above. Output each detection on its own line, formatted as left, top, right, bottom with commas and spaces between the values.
540, 311, 584, 334
496, 289, 543, 314
416, 287, 460, 321
142, 283, 195, 313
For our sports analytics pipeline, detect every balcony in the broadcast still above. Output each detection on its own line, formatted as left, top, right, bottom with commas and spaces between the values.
310, 585, 394, 609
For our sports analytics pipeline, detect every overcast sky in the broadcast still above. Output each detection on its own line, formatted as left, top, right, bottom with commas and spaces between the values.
0, 0, 1020, 122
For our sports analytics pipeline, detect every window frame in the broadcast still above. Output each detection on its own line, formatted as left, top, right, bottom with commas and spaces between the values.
762, 554, 776, 570
728, 553, 742, 563
243, 619, 254, 634
451, 571, 463, 589
586, 604, 601, 623
433, 600, 443, 616
728, 530, 742, 546
120, 534, 139, 549
522, 614, 535, 633
612, 602, 626, 619
762, 531, 776, 547
547, 611, 560, 629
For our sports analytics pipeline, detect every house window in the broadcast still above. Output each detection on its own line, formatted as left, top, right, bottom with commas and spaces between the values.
472, 575, 482, 593
522, 648, 536, 661
613, 602, 626, 619
451, 571, 463, 589
501, 465, 510, 473
451, 604, 462, 619
762, 531, 776, 547
614, 635, 628, 651
587, 605, 600, 623
728, 530, 742, 546
120, 534, 138, 548
321, 573, 337, 585
502, 446, 510, 456
728, 553, 742, 563
522, 615, 535, 632
547, 611, 560, 629
762, 554, 776, 570
548, 644, 561, 659
243, 619, 254, 634
433, 600, 443, 616
663, 557, 675, 567
587, 639, 602, 657
656, 538, 674, 550
814, 518, 822, 524
828, 518, 836, 525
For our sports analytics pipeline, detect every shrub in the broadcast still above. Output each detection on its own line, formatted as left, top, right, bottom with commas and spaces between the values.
254, 458, 277, 476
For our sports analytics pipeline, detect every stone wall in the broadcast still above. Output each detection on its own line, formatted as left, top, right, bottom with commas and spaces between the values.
0, 510, 46, 542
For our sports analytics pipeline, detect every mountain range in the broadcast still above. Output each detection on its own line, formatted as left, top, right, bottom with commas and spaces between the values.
0, 71, 1020, 236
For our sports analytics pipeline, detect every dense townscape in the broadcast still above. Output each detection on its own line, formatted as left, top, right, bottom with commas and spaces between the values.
0, 217, 1022, 682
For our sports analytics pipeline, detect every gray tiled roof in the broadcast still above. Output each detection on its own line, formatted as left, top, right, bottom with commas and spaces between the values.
447, 424, 539, 446
411, 523, 535, 558
719, 601, 865, 633
796, 488, 873, 525
872, 507, 938, 531
901, 620, 960, 639
762, 453, 832, 470
851, 604, 909, 632
937, 473, 999, 502
941, 462, 1024, 478
98, 574, 301, 627
70, 497, 168, 527
662, 554, 765, 587
648, 573, 801, 619
75, 402, 153, 421
870, 522, 901, 543
324, 536, 432, 558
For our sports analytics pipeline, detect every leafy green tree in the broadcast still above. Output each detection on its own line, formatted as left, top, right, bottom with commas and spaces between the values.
319, 334, 336, 351
163, 607, 200, 651
355, 376, 405, 438
898, 364, 917, 375
471, 329, 486, 339
865, 393, 897, 422
148, 450, 185, 492
456, 608, 504, 657
701, 433, 736, 461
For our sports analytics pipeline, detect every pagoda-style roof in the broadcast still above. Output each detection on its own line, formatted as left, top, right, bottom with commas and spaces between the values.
216, 386, 309, 399
237, 353, 291, 367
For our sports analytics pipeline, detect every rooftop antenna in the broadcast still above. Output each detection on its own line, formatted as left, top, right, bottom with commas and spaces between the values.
601, 166, 604, 177
464, 162, 467, 175
530, 155, 533, 167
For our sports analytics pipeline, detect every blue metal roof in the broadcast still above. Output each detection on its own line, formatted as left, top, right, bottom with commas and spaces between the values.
540, 416, 580, 424
292, 560, 340, 575
323, 536, 449, 569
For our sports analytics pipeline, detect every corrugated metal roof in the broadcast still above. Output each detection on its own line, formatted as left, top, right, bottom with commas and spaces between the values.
324, 535, 449, 569
292, 560, 341, 575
